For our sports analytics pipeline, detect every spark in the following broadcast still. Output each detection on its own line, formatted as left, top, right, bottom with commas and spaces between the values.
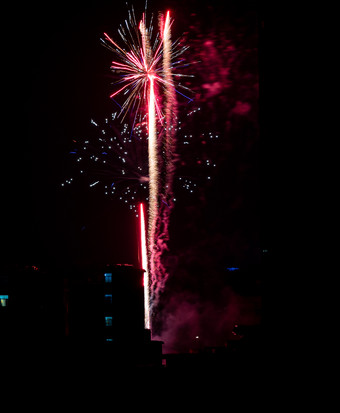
61, 106, 220, 208
61, 114, 149, 215
89, 181, 100, 187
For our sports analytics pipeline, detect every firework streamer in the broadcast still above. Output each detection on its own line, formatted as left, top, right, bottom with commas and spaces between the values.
138, 17, 160, 323
150, 11, 178, 312
146, 73, 159, 299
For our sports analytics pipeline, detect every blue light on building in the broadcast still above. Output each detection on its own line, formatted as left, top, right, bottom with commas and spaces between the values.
105, 316, 113, 327
104, 294, 112, 304
0, 295, 8, 307
104, 273, 112, 283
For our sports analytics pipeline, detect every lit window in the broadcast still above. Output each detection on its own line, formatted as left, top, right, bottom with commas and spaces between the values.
105, 316, 112, 327
104, 273, 112, 283
0, 295, 8, 307
104, 294, 112, 304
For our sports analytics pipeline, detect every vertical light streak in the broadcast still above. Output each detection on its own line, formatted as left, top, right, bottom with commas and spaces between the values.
149, 11, 177, 311
147, 73, 158, 301
139, 15, 152, 69
140, 202, 150, 330
163, 10, 176, 178
138, 16, 160, 332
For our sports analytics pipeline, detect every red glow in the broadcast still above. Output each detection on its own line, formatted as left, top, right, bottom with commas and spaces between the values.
140, 203, 148, 277
140, 203, 150, 329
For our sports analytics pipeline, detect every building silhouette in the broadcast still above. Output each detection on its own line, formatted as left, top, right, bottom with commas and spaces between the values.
0, 265, 64, 346
65, 264, 163, 368
0, 263, 163, 369
1, 261, 263, 372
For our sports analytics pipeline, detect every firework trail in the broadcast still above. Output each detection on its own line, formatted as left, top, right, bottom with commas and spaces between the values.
150, 11, 177, 311
136, 18, 159, 316
137, 14, 160, 327
100, 5, 193, 330
146, 74, 158, 308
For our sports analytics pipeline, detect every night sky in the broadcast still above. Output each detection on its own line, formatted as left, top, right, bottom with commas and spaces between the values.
3, 0, 264, 352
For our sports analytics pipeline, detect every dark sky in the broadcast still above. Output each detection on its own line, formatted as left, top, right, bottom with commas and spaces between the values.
3, 0, 264, 350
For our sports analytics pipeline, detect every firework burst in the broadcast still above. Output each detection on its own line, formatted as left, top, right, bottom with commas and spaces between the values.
61, 106, 220, 202
62, 4, 195, 331
99, 5, 195, 330
100, 7, 192, 124
61, 112, 149, 215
